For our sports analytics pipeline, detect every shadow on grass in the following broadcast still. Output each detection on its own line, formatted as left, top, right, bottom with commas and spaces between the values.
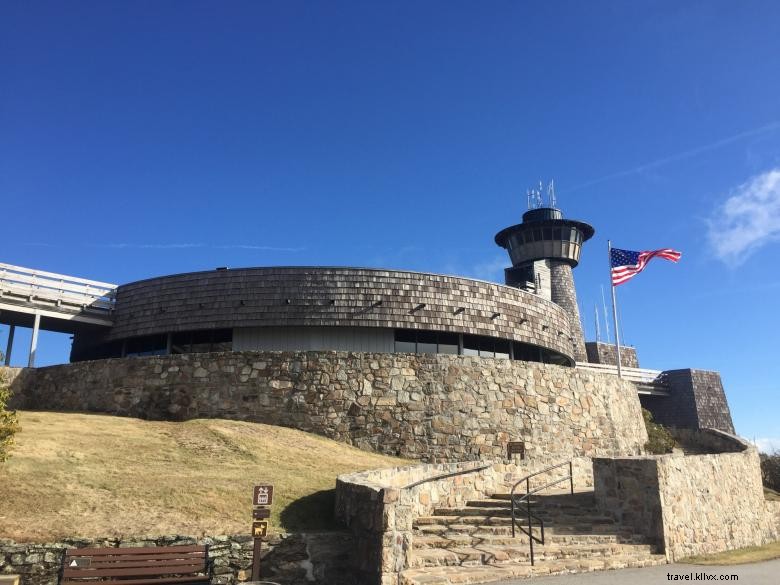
280, 489, 341, 532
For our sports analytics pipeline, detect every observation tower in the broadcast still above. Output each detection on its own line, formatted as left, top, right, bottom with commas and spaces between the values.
494, 182, 594, 361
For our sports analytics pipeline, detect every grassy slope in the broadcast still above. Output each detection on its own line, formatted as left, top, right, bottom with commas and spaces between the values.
682, 541, 780, 565
0, 411, 408, 542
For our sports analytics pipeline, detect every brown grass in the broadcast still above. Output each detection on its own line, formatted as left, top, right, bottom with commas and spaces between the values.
681, 541, 780, 565
0, 411, 408, 542
765, 487, 780, 502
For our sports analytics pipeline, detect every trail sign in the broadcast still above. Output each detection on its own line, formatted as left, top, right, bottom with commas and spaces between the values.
253, 484, 274, 506
252, 507, 271, 520
252, 521, 269, 538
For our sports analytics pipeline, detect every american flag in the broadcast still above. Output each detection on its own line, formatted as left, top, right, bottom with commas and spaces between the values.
610, 247, 682, 286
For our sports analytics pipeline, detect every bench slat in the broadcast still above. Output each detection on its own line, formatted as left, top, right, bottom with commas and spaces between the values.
63, 563, 205, 579
68, 555, 206, 567
61, 577, 209, 585
65, 559, 205, 572
65, 545, 205, 556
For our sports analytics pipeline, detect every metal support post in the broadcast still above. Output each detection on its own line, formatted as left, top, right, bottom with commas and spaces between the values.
4, 324, 14, 366
29, 312, 41, 368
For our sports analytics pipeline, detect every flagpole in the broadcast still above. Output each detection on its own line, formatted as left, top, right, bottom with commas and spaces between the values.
607, 240, 623, 378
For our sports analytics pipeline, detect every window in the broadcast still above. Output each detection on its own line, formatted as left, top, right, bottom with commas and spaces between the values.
438, 332, 458, 354
394, 329, 416, 353
125, 335, 167, 357
462, 334, 480, 356
417, 330, 437, 354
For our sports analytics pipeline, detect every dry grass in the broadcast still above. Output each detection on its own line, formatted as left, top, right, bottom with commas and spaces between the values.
681, 541, 780, 565
765, 487, 780, 501
0, 411, 408, 542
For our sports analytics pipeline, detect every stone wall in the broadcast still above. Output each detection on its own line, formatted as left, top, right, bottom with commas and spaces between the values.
641, 369, 735, 434
0, 533, 355, 585
549, 262, 587, 362
7, 351, 648, 462
584, 342, 639, 368
594, 432, 778, 562
334, 457, 594, 585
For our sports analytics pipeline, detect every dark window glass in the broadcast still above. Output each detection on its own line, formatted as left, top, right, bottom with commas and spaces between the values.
478, 337, 494, 358
125, 335, 167, 357
533, 228, 542, 241
171, 332, 191, 354
394, 329, 416, 353
553, 228, 562, 240
417, 330, 437, 354
438, 332, 458, 354
495, 339, 510, 360
463, 334, 480, 356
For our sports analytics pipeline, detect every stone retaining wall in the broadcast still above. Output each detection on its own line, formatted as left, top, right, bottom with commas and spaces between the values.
5, 352, 648, 462
593, 432, 779, 562
334, 457, 594, 585
0, 533, 355, 585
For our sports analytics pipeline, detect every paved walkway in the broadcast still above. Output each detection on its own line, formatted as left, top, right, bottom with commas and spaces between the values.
489, 558, 780, 585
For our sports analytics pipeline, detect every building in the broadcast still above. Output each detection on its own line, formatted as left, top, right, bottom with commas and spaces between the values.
1, 200, 735, 454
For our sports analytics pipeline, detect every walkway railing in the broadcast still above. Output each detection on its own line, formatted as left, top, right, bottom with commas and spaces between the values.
510, 460, 574, 566
575, 362, 669, 393
0, 262, 117, 313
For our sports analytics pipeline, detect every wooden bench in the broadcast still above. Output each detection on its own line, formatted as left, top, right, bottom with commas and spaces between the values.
60, 545, 211, 585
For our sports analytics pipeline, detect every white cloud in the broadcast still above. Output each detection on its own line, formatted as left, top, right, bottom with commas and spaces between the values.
708, 168, 780, 266
752, 437, 780, 454
469, 255, 508, 282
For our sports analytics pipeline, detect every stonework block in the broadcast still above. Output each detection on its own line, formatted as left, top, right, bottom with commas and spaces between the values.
584, 342, 639, 368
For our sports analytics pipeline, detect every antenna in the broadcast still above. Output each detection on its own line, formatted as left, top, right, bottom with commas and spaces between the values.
548, 179, 556, 208
594, 304, 601, 342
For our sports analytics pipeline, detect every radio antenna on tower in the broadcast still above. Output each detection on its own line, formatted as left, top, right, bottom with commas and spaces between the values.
548, 179, 557, 208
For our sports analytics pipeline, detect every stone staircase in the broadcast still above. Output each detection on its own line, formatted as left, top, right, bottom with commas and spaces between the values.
400, 489, 667, 585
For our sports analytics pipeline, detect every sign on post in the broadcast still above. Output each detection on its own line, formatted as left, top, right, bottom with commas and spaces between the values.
253, 485, 274, 507
251, 483, 274, 582
252, 507, 271, 520
252, 521, 269, 538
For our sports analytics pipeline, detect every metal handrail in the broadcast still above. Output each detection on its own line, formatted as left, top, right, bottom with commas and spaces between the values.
403, 463, 491, 489
509, 460, 574, 566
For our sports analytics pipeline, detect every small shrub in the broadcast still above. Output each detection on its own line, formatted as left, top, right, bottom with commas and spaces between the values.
642, 408, 675, 454
0, 372, 21, 463
760, 453, 780, 492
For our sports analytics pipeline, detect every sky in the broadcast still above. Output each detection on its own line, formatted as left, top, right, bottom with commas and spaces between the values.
1, 1, 779, 450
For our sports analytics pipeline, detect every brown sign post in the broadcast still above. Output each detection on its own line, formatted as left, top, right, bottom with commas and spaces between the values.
251, 484, 274, 581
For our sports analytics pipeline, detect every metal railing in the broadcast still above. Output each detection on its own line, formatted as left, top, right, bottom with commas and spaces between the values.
510, 460, 574, 566
575, 362, 669, 389
0, 262, 117, 313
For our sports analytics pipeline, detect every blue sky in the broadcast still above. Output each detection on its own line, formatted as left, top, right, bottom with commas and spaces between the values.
2, 1, 779, 449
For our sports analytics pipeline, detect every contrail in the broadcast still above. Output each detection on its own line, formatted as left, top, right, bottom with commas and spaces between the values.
23, 242, 304, 252
562, 120, 780, 194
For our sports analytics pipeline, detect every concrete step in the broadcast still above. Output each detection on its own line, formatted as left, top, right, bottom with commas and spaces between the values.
409, 542, 658, 568
413, 516, 629, 536
412, 533, 653, 550
400, 553, 668, 585
432, 506, 616, 523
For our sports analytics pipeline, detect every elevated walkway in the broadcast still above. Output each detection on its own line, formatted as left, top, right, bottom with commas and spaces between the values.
575, 362, 670, 396
0, 262, 116, 366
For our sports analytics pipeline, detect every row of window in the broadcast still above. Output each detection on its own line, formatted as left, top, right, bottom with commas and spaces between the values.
515, 226, 584, 245
73, 327, 570, 367
393, 329, 571, 366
